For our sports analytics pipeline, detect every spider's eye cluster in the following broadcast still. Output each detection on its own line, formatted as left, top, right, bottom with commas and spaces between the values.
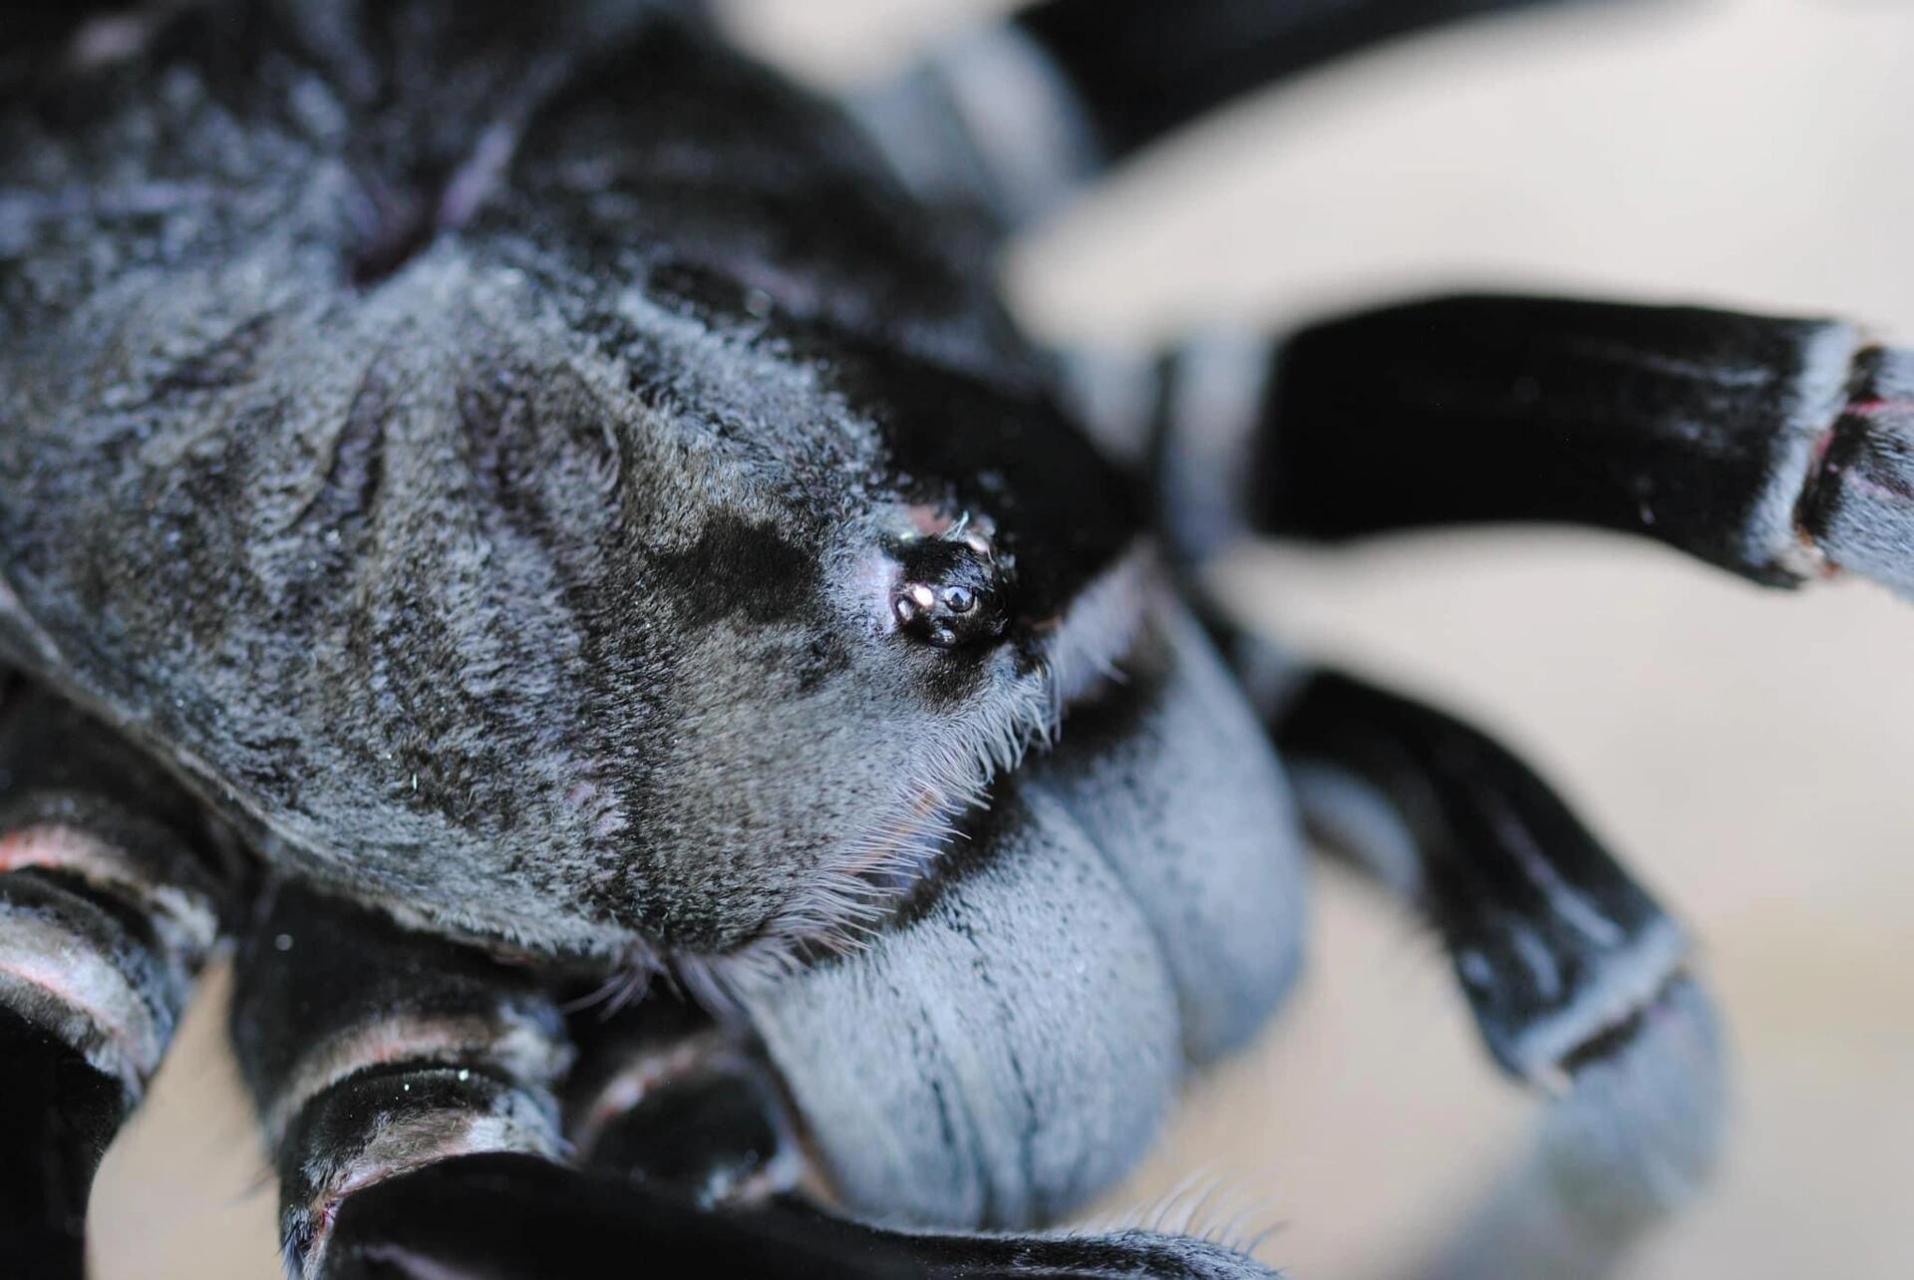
890, 520, 1014, 649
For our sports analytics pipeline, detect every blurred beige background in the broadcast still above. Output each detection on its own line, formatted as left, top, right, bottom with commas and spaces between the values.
90, 1, 1914, 1276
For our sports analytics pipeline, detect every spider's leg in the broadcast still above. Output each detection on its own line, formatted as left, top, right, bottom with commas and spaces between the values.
238, 881, 1276, 1280
566, 994, 1285, 1279
1231, 648, 1723, 1280
231, 883, 936, 1280
564, 993, 806, 1209
667, 597, 1299, 1277
0, 678, 227, 1277
1156, 295, 1914, 598
850, 0, 1590, 235
229, 882, 575, 1277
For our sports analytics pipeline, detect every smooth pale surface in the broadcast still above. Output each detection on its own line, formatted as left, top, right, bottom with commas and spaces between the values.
91, 1, 1914, 1276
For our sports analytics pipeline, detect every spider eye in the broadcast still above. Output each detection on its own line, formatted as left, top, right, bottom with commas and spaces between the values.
887, 524, 1013, 649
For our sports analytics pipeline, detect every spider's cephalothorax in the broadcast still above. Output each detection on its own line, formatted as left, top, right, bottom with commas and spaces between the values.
1, 2, 1908, 1277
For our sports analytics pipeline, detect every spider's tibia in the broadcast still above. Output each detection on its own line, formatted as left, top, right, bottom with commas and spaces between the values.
1275, 669, 1693, 1085
1266, 665, 1728, 1277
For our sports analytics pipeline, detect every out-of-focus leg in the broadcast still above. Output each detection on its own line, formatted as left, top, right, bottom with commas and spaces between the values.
1240, 658, 1724, 1279
851, 0, 1591, 234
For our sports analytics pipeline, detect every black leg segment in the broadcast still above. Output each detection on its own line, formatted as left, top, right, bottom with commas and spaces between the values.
0, 1009, 130, 1278
0, 679, 226, 1277
324, 1151, 1277, 1280
316, 1153, 927, 1280
232, 883, 1283, 1279
1271, 669, 1685, 1082
229, 884, 574, 1277
565, 992, 806, 1208
1236, 657, 1723, 1278
1014, 0, 1588, 163
1250, 295, 1914, 597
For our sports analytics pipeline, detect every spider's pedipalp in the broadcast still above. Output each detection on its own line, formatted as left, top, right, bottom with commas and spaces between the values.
1035, 599, 1308, 1066
736, 778, 1187, 1232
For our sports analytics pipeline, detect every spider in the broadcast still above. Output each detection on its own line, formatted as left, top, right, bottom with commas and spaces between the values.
3, 1, 1910, 1277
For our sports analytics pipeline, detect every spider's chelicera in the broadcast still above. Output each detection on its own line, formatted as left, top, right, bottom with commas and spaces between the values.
1, 2, 1909, 1278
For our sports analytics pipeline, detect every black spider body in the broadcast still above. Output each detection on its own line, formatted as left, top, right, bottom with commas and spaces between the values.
0, 4, 1140, 965
2, 3, 1910, 1278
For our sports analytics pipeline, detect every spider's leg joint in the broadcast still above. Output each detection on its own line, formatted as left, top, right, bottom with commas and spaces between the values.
1798, 344, 1914, 599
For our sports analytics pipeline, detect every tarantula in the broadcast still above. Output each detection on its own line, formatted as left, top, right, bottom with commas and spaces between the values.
2, 1, 1909, 1276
